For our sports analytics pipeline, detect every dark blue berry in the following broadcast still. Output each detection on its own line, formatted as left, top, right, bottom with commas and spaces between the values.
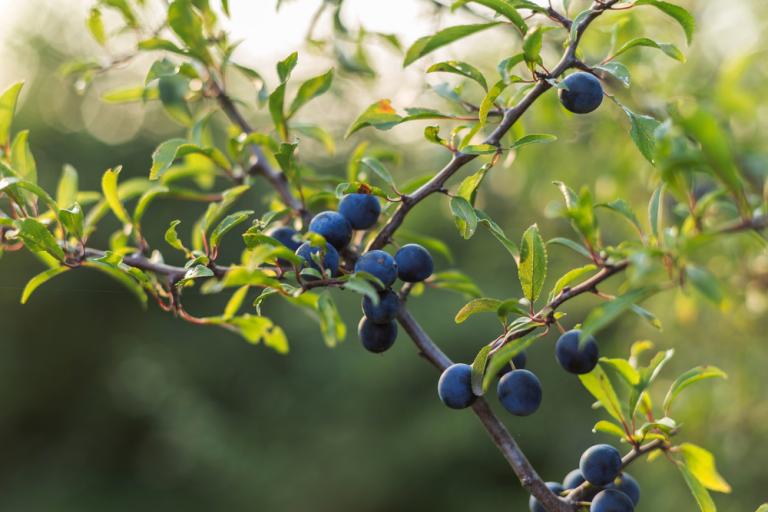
296, 241, 339, 278
395, 244, 433, 282
355, 250, 398, 288
437, 363, 476, 409
362, 289, 400, 324
308, 211, 352, 249
559, 72, 604, 114
590, 489, 634, 512
357, 317, 397, 353
580, 444, 622, 487
339, 193, 381, 230
268, 226, 302, 251
555, 330, 599, 375
610, 473, 640, 506
497, 369, 542, 416
529, 482, 565, 512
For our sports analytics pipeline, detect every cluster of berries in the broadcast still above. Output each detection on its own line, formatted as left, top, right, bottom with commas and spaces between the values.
532, 444, 640, 512
269, 192, 434, 353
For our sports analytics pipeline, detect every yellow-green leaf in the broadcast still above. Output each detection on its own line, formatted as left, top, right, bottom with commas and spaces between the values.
0, 81, 23, 147
21, 266, 70, 304
101, 167, 132, 226
679, 443, 731, 493
518, 224, 547, 302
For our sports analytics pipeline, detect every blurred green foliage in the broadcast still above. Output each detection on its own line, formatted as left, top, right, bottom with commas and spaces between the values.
0, 1, 767, 511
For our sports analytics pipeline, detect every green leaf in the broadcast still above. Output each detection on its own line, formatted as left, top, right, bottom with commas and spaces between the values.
462, 144, 498, 155
547, 264, 597, 302
755, 505, 768, 512
476, 211, 520, 262
223, 285, 249, 320
360, 156, 396, 188
345, 99, 403, 137
165, 220, 189, 254
547, 237, 592, 259
455, 297, 502, 323
579, 364, 626, 423
138, 37, 188, 55
634, 0, 695, 44
686, 266, 725, 307
101, 167, 132, 226
663, 366, 727, 414
581, 288, 656, 339
427, 60, 487, 90
431, 270, 483, 298
470, 344, 493, 395
630, 304, 662, 330
317, 292, 346, 347
200, 184, 250, 235
102, 0, 137, 27
613, 37, 685, 62
288, 68, 334, 117
450, 196, 478, 239
158, 73, 192, 125
497, 53, 525, 82
453, 1, 527, 33
0, 81, 23, 148
479, 79, 508, 127
597, 199, 643, 234
102, 86, 157, 104
678, 444, 732, 503
178, 264, 215, 286
403, 23, 501, 67
228, 314, 289, 354
12, 218, 65, 261
677, 461, 716, 512
592, 420, 627, 439
293, 123, 335, 154
269, 82, 288, 140
56, 165, 79, 208
523, 25, 548, 66
554, 182, 600, 248
341, 274, 381, 303
59, 203, 85, 240
600, 358, 640, 386
621, 107, 661, 164
132, 185, 169, 232
10, 130, 37, 185
518, 224, 547, 302
150, 139, 230, 180
510, 134, 557, 150
277, 51, 298, 83
86, 8, 107, 45
456, 166, 489, 205
671, 105, 746, 212
648, 184, 665, 239
209, 210, 254, 249
21, 266, 70, 304
167, 0, 211, 62
595, 62, 630, 87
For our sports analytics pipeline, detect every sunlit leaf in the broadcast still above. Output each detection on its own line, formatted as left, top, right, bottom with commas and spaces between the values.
663, 366, 727, 413
288, 68, 334, 117
404, 23, 501, 67
0, 81, 23, 147
21, 266, 70, 304
518, 224, 547, 302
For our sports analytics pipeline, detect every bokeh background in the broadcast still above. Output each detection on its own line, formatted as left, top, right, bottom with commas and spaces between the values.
0, 1, 766, 510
